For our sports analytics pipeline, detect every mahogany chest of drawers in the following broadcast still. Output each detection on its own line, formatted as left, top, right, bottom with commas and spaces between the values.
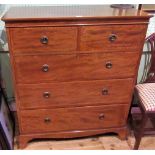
2, 5, 151, 149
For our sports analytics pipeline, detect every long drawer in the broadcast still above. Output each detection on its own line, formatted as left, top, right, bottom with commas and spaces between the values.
20, 104, 128, 134
80, 24, 147, 52
17, 79, 134, 109
14, 52, 138, 84
9, 27, 78, 54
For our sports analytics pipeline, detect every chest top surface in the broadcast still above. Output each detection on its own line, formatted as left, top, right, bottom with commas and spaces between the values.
2, 5, 151, 22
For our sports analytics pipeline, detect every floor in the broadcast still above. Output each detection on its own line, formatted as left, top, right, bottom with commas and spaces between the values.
14, 132, 155, 150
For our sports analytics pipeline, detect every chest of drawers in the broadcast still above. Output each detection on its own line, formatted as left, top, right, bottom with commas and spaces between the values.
2, 5, 151, 149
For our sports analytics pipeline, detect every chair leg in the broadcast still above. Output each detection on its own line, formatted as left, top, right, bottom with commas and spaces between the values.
133, 114, 148, 150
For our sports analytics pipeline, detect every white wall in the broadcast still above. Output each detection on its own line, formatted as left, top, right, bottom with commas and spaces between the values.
137, 15, 155, 83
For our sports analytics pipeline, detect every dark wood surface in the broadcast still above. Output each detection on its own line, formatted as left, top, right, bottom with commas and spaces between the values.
20, 104, 128, 134
18, 126, 127, 149
80, 24, 147, 52
17, 79, 133, 109
9, 27, 77, 53
8, 24, 147, 53
2, 5, 150, 22
2, 5, 151, 149
14, 52, 139, 84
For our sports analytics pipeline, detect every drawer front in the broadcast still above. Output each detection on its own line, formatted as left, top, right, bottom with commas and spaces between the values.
17, 79, 134, 109
10, 27, 77, 53
20, 104, 128, 134
80, 25, 147, 52
15, 52, 139, 84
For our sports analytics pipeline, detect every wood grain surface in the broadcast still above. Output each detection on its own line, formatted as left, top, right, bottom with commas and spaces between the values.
14, 52, 139, 84
10, 27, 77, 53
20, 104, 128, 134
17, 78, 134, 109
80, 24, 147, 52
2, 5, 150, 22
2, 5, 151, 149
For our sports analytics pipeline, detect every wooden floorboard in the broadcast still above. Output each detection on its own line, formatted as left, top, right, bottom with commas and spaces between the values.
13, 132, 155, 150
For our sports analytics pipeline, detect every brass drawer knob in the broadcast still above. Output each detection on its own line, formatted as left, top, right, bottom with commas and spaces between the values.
99, 113, 105, 120
109, 34, 117, 42
42, 64, 49, 72
40, 36, 48, 44
102, 88, 108, 95
105, 61, 112, 69
43, 92, 50, 98
44, 117, 51, 123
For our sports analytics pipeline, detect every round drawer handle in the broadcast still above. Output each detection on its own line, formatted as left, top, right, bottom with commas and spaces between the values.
40, 36, 48, 44
42, 64, 49, 72
109, 34, 117, 42
43, 92, 50, 98
44, 117, 51, 123
105, 61, 112, 69
102, 88, 108, 95
99, 113, 105, 120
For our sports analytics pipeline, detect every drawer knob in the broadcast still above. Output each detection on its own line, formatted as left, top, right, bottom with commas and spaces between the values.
42, 64, 49, 72
102, 88, 108, 95
44, 117, 51, 123
43, 92, 50, 98
99, 113, 105, 120
109, 34, 117, 42
105, 61, 112, 69
40, 36, 48, 44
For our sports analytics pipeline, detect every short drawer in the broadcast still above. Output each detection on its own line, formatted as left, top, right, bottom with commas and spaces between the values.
17, 79, 134, 109
14, 52, 139, 84
20, 104, 128, 134
10, 27, 77, 53
80, 24, 147, 52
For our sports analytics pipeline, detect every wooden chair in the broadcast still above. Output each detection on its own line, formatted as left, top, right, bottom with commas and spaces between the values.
133, 33, 155, 150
